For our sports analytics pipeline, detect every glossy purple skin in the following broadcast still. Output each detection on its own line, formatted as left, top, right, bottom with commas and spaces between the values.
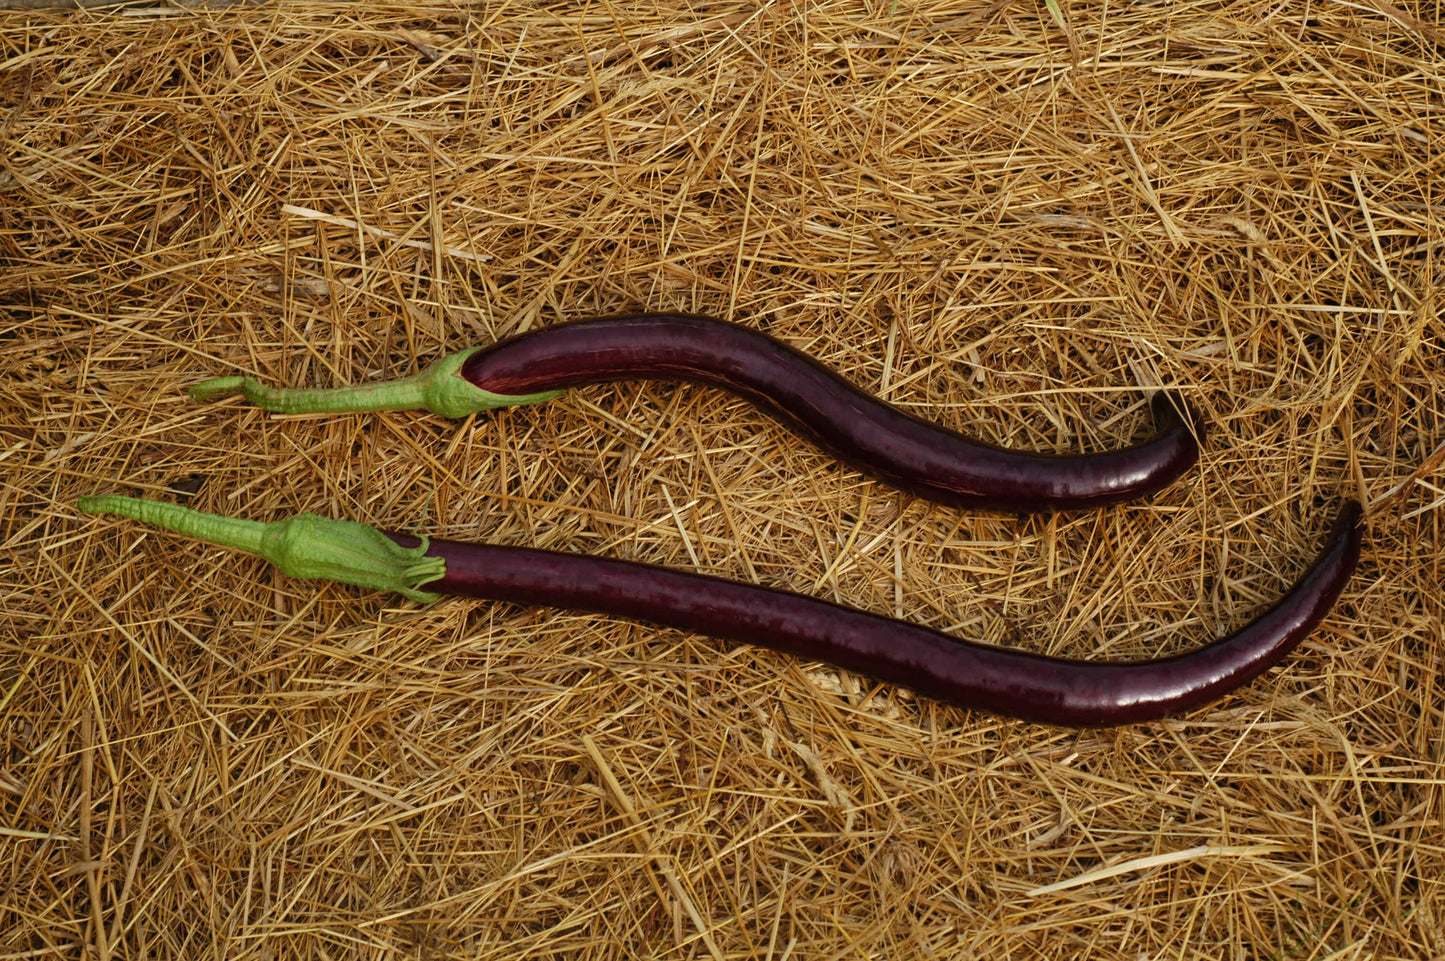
461, 313, 1202, 512
397, 501, 1361, 726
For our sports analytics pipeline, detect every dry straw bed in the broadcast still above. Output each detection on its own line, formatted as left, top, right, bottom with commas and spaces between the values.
1, 0, 1442, 957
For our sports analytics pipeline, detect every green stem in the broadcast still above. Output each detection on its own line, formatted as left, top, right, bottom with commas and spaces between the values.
189, 347, 564, 418
77, 495, 446, 602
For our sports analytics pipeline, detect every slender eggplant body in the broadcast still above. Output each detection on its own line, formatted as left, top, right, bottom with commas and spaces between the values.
459, 314, 1201, 511
403, 501, 1360, 726
192, 313, 1203, 512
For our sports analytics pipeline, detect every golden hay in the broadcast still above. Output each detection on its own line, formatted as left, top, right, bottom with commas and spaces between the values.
2, 1, 1441, 957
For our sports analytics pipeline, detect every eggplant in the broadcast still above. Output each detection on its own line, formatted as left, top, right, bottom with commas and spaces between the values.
77, 496, 1360, 727
190, 313, 1202, 512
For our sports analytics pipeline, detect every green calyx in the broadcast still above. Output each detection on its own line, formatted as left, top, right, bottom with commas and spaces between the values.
77, 495, 446, 603
189, 346, 565, 418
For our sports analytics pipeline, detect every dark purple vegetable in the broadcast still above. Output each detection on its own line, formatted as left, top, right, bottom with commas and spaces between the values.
191, 313, 1203, 512
78, 496, 1360, 727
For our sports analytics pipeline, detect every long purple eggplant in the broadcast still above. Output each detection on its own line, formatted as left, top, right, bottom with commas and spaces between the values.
190, 313, 1202, 512
77, 496, 1360, 727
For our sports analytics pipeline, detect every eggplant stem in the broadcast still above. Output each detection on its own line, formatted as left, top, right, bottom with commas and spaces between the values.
189, 347, 563, 418
77, 495, 446, 602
